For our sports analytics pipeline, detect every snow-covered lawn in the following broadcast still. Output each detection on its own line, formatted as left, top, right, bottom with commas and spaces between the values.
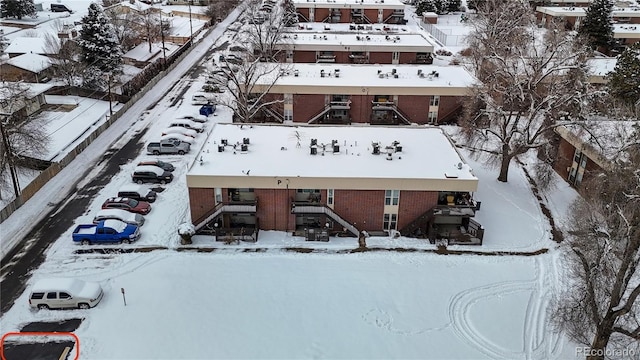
3, 250, 578, 359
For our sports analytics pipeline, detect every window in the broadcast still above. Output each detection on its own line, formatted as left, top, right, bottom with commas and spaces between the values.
428, 111, 438, 123
46, 292, 57, 299
31, 292, 45, 300
284, 109, 293, 122
573, 149, 582, 163
430, 95, 440, 106
59, 292, 71, 299
383, 213, 397, 230
385, 190, 399, 206
392, 51, 399, 61
327, 189, 334, 205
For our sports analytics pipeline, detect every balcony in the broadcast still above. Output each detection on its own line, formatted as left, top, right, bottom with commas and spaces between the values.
316, 55, 336, 63
329, 100, 351, 109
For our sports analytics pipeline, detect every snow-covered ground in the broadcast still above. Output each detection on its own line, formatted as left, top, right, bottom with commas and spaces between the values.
1, 3, 587, 359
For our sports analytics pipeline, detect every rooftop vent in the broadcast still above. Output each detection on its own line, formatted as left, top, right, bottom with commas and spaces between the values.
311, 138, 318, 146
335, 69, 340, 78
294, 69, 299, 77
243, 137, 250, 144
218, 145, 225, 152
310, 145, 318, 155
321, 69, 325, 77
372, 142, 380, 155
221, 139, 228, 145
241, 144, 248, 153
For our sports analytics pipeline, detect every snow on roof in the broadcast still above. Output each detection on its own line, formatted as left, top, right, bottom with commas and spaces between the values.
613, 24, 640, 38
536, 6, 640, 17
4, 37, 56, 55
293, 0, 405, 9
0, 82, 54, 100
31, 278, 84, 293
556, 120, 639, 168
587, 57, 617, 83
187, 124, 478, 191
288, 22, 412, 33
278, 31, 434, 52
251, 63, 474, 95
6, 53, 52, 73
124, 43, 163, 62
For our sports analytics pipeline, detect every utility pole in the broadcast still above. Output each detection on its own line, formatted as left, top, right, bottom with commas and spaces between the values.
0, 115, 21, 197
188, 0, 193, 45
107, 72, 113, 117
160, 9, 167, 69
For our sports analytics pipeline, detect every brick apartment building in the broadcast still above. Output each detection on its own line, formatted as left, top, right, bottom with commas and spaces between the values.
294, 0, 407, 24
536, 6, 640, 46
187, 124, 484, 244
277, 22, 434, 64
552, 122, 636, 192
246, 63, 474, 124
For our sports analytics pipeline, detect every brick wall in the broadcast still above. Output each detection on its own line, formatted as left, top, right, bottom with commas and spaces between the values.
364, 9, 378, 23
294, 94, 327, 122
334, 190, 385, 231
254, 189, 294, 230
369, 51, 393, 64
382, 9, 394, 22
553, 138, 575, 182
315, 8, 330, 22
397, 191, 438, 230
350, 94, 372, 123
398, 52, 418, 64
298, 8, 310, 21
397, 95, 429, 123
437, 96, 464, 123
293, 51, 317, 63
189, 188, 216, 223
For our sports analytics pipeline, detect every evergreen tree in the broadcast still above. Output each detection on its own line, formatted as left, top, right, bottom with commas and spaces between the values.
77, 3, 122, 73
608, 43, 640, 106
0, 29, 9, 53
579, 0, 614, 51
0, 0, 36, 20
281, 0, 298, 27
447, 0, 461, 12
415, 0, 437, 15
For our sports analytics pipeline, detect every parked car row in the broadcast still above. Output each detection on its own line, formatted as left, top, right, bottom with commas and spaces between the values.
72, 160, 176, 246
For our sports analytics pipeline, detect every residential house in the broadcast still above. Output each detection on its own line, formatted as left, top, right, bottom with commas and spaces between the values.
187, 124, 484, 245
0, 53, 53, 83
4, 37, 58, 59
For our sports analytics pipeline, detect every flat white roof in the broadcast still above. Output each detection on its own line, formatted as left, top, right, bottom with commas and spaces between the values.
290, 22, 411, 33
613, 23, 640, 38
278, 31, 433, 52
250, 63, 475, 95
187, 124, 477, 191
536, 6, 640, 17
293, 0, 405, 10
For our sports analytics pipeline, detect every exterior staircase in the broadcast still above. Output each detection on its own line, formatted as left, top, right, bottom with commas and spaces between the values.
194, 201, 257, 232
399, 207, 435, 237
291, 203, 359, 236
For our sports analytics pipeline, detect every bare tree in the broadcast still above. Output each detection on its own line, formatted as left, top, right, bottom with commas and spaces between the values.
0, 83, 49, 199
243, 0, 288, 61
460, 0, 594, 182
204, 0, 239, 21
216, 56, 288, 123
136, 7, 163, 53
104, 4, 142, 50
551, 135, 640, 359
43, 34, 85, 86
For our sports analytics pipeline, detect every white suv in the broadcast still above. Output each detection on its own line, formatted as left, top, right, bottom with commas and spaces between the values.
29, 278, 104, 310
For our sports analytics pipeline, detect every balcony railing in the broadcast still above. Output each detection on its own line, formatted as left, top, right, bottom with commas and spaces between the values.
329, 100, 351, 109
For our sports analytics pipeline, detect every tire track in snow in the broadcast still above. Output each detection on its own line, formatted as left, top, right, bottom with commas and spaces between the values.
448, 257, 563, 359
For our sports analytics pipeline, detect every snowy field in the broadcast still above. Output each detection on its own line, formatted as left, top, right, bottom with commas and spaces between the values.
2, 250, 580, 360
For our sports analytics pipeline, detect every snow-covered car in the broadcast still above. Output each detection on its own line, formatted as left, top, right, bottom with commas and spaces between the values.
192, 94, 214, 105
178, 114, 209, 123
93, 208, 145, 227
169, 119, 204, 133
160, 134, 195, 145
161, 127, 197, 138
